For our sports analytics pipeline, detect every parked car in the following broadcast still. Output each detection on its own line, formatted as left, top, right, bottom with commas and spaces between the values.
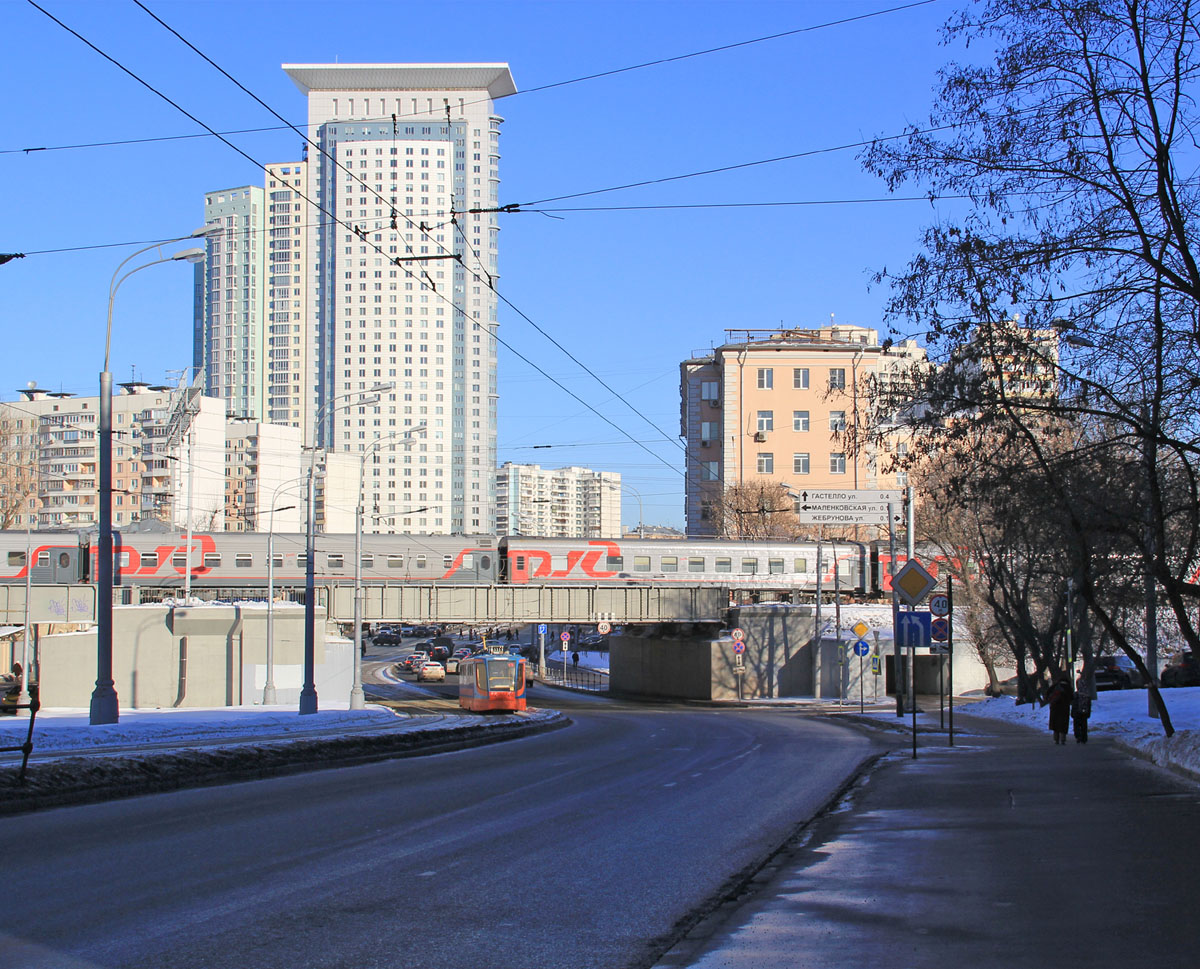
417, 661, 445, 682
1161, 650, 1200, 688
1094, 654, 1144, 690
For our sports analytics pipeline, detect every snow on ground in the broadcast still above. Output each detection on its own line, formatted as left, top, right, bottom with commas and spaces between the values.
0, 703, 407, 755
965, 687, 1200, 778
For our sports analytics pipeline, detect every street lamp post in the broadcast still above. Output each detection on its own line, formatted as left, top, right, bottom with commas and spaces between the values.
92, 230, 214, 726
300, 383, 395, 715
352, 426, 426, 709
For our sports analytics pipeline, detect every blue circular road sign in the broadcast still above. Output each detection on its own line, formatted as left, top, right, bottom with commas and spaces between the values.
854, 639, 870, 656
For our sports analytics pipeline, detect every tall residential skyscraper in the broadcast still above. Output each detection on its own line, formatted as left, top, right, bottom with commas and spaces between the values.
195, 161, 309, 428
282, 63, 515, 535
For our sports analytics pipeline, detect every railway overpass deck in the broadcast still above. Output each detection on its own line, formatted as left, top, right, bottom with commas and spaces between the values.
2, 583, 732, 625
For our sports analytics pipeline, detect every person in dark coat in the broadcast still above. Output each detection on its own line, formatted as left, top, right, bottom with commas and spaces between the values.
1044, 674, 1073, 745
1072, 674, 1092, 743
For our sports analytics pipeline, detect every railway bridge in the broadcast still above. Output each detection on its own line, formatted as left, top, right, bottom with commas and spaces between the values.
1, 582, 734, 625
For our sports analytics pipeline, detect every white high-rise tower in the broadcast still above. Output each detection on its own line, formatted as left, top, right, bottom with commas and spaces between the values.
282, 63, 515, 535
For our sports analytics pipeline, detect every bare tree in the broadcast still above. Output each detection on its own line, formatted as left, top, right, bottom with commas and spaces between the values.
710, 481, 801, 540
860, 0, 1200, 734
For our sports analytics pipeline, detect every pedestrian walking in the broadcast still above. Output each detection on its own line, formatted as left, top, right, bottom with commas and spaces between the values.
1072, 674, 1092, 744
572, 651, 580, 668
1044, 674, 1073, 745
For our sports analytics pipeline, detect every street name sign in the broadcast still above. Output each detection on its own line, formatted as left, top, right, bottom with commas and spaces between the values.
792, 489, 903, 526
793, 489, 904, 504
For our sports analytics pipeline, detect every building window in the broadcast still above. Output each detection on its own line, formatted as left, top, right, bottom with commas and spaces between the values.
793, 453, 810, 474
757, 452, 774, 473
793, 368, 809, 389
700, 380, 719, 400
756, 410, 773, 432
829, 368, 846, 390
700, 421, 718, 442
793, 410, 809, 432
756, 368, 773, 389
829, 410, 847, 432
830, 452, 846, 474
702, 461, 719, 481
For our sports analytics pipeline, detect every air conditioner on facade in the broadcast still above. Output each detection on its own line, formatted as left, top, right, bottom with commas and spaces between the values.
700, 440, 710, 448
707, 399, 719, 407
753, 431, 767, 442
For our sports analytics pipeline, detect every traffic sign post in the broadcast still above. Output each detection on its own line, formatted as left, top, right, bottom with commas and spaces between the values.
597, 621, 611, 635
894, 559, 938, 607
560, 631, 571, 686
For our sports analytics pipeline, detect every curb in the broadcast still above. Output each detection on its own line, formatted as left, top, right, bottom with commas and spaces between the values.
0, 711, 570, 816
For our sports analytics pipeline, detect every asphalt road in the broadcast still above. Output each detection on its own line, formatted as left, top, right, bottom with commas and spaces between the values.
1, 695, 876, 969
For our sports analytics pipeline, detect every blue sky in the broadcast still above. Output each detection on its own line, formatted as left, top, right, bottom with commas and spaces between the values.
1, 0, 963, 530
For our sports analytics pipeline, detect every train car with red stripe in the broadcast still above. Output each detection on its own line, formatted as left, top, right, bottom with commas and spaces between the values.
0, 530, 501, 590
457, 652, 528, 712
502, 536, 869, 596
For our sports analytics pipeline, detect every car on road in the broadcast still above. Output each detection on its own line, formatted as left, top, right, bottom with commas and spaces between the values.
1161, 650, 1200, 687
1094, 654, 1143, 690
373, 628, 402, 647
402, 651, 429, 672
444, 656, 460, 674
417, 661, 445, 682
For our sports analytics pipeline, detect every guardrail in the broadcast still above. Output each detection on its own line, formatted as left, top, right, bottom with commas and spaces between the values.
531, 661, 607, 693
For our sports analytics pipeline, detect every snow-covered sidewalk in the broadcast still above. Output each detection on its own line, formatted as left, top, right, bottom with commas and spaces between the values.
958, 686, 1200, 777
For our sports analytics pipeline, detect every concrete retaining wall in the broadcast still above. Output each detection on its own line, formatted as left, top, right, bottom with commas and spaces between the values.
32, 604, 352, 709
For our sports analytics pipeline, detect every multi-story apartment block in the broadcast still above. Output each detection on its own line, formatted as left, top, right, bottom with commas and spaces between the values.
680, 325, 926, 537
2, 383, 225, 532
195, 161, 310, 429
224, 420, 305, 533
280, 63, 515, 535
495, 463, 621, 537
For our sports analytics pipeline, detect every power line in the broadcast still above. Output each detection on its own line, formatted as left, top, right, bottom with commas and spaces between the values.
5, 0, 938, 157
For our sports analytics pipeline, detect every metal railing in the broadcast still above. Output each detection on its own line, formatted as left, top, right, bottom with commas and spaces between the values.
531, 660, 608, 693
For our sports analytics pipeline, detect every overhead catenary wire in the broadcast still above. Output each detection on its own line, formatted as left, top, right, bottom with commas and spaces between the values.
4, 0, 938, 157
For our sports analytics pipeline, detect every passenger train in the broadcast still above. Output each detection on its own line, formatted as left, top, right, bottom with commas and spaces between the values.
0, 530, 948, 600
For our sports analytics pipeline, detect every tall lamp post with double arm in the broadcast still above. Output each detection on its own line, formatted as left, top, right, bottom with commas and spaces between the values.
300, 383, 395, 715
92, 227, 218, 726
352, 425, 427, 709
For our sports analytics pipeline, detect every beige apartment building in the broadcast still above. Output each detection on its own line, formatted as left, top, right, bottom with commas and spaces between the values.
1, 383, 226, 532
680, 324, 925, 537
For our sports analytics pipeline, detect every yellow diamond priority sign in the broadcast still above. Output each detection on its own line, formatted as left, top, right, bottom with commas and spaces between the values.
893, 559, 937, 607
852, 620, 870, 639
